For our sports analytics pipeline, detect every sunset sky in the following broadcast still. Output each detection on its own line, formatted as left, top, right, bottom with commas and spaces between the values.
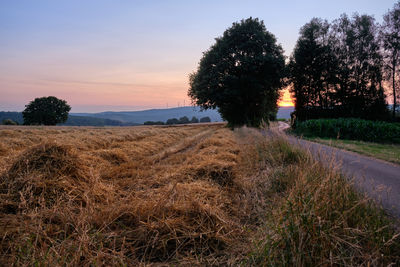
0, 0, 395, 112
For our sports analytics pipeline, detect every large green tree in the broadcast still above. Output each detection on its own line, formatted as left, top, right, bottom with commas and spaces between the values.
188, 18, 286, 128
380, 1, 400, 118
23, 96, 71, 125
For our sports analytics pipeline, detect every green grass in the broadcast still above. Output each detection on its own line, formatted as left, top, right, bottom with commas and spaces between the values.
306, 137, 400, 164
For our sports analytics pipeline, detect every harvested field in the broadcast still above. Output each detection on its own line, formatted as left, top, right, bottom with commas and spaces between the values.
0, 124, 399, 266
0, 125, 249, 265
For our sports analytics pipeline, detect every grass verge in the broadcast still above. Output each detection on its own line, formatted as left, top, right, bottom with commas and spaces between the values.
305, 137, 400, 165
243, 132, 400, 266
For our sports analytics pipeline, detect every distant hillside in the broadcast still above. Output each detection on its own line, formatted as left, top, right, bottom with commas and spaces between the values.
60, 116, 139, 126
74, 106, 295, 123
0, 112, 133, 126
0, 106, 294, 126
0, 112, 23, 124
73, 107, 223, 124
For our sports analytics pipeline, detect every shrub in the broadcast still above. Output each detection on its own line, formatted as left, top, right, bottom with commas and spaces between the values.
295, 118, 400, 143
200, 116, 211, 123
190, 116, 199, 123
179, 116, 190, 124
2, 119, 18, 125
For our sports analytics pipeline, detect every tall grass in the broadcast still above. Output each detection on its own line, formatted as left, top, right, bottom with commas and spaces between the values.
246, 134, 400, 266
294, 118, 400, 143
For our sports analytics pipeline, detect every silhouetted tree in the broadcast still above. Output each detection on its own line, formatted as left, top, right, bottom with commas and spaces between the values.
190, 116, 199, 123
200, 116, 211, 123
380, 1, 400, 118
290, 15, 389, 121
188, 17, 286, 128
179, 116, 190, 124
332, 14, 388, 120
289, 18, 338, 120
23, 96, 71, 125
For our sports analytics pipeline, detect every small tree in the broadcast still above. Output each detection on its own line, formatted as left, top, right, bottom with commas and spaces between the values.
179, 116, 190, 124
190, 116, 199, 123
200, 116, 211, 123
23, 96, 71, 125
2, 119, 18, 125
166, 118, 179, 125
188, 17, 286, 128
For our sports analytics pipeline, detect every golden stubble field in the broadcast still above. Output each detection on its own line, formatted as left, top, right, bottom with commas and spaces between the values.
1, 124, 399, 266
0, 124, 271, 265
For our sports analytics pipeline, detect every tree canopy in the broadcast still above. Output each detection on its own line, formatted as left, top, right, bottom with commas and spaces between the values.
380, 1, 400, 118
23, 96, 71, 125
289, 14, 389, 121
188, 17, 286, 128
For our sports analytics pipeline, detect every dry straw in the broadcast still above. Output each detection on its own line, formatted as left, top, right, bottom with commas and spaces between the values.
0, 124, 398, 266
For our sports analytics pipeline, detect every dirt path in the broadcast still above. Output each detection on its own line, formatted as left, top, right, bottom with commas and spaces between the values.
278, 122, 400, 218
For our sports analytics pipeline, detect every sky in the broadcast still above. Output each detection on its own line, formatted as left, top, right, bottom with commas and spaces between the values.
0, 0, 396, 112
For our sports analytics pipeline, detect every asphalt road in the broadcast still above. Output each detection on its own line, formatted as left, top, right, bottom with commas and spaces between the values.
278, 122, 400, 218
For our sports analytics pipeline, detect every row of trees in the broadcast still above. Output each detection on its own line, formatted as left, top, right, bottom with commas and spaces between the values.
189, 3, 399, 127
289, 2, 400, 121
144, 116, 211, 125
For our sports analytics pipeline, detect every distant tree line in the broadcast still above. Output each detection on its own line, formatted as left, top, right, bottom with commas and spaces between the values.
143, 116, 211, 125
289, 2, 400, 121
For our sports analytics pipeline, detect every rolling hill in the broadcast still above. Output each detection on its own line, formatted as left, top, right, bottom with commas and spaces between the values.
73, 106, 223, 124
73, 106, 295, 124
0, 112, 135, 126
1, 107, 294, 126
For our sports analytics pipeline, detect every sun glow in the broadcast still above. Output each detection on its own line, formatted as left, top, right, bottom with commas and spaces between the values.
278, 88, 294, 107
